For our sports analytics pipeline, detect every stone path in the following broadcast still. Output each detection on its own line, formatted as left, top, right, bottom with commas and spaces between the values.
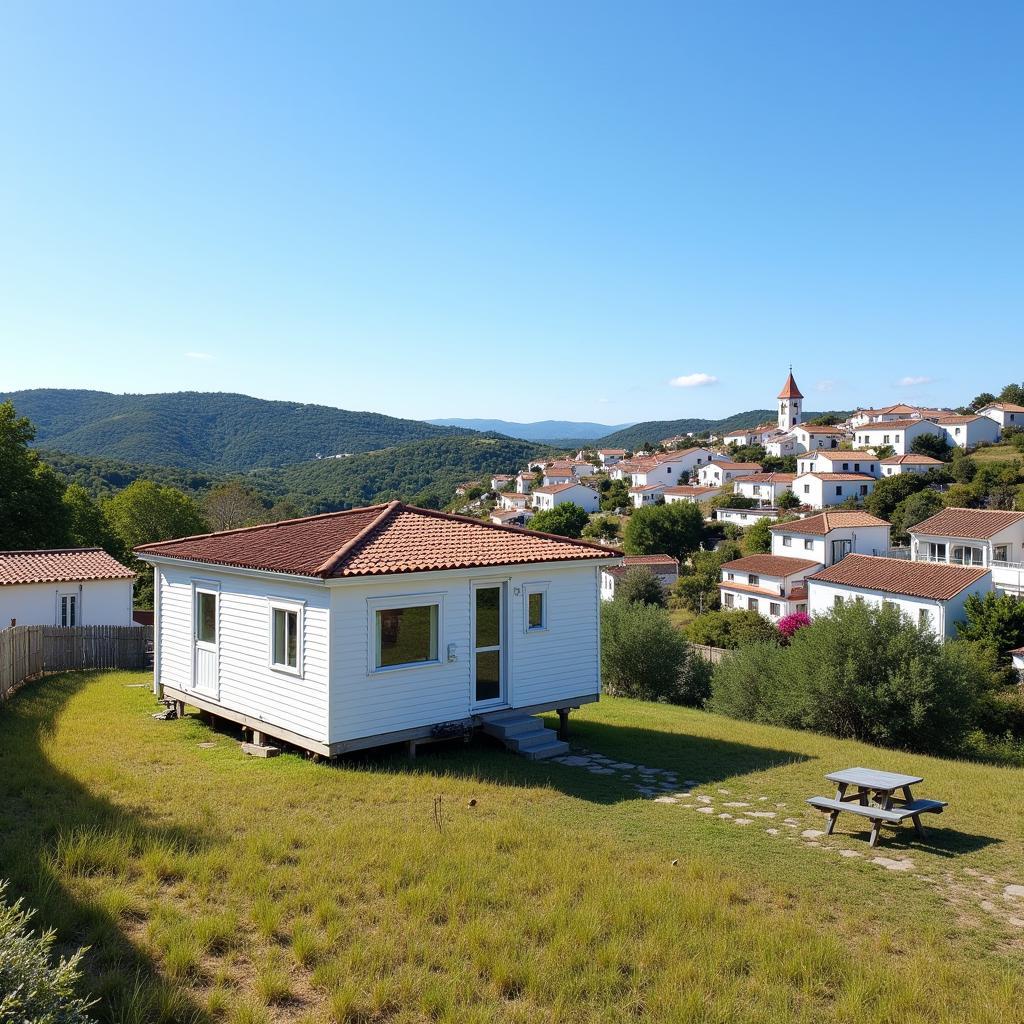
549, 744, 1024, 937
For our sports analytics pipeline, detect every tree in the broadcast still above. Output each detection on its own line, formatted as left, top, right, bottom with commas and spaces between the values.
686, 609, 781, 649
956, 591, 1024, 667
0, 401, 69, 549
671, 542, 742, 614
873, 444, 896, 460
970, 392, 997, 411
951, 449, 977, 483
582, 515, 620, 542
61, 483, 117, 550
910, 432, 952, 461
600, 599, 711, 705
890, 489, 945, 542
777, 490, 801, 510
999, 382, 1024, 406
204, 481, 269, 531
707, 493, 757, 512
742, 516, 781, 554
864, 472, 930, 521
623, 501, 706, 561
615, 566, 667, 607
600, 479, 630, 512
528, 502, 589, 538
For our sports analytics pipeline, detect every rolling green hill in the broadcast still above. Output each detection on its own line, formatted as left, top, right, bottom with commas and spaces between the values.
595, 409, 850, 449
3, 389, 475, 471
258, 435, 551, 512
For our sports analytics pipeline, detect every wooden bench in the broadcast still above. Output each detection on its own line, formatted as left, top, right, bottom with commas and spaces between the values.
807, 795, 946, 847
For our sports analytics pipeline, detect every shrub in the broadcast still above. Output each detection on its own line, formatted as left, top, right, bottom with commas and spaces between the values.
601, 600, 710, 705
528, 503, 589, 538
670, 543, 742, 613
777, 611, 811, 641
622, 501, 705, 561
614, 566, 667, 608
686, 609, 781, 650
0, 881, 96, 1023
709, 602, 992, 755
956, 591, 1024, 668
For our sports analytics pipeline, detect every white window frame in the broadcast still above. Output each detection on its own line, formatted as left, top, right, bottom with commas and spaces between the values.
56, 590, 79, 627
193, 583, 220, 647
523, 582, 549, 633
366, 593, 445, 675
267, 597, 305, 677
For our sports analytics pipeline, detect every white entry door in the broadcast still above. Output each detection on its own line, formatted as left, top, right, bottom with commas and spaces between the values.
192, 587, 219, 697
471, 582, 506, 709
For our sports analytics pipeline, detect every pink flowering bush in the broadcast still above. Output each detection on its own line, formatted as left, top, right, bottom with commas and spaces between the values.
777, 611, 811, 642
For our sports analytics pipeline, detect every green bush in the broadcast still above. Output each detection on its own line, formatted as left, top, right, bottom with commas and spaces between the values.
0, 881, 96, 1023
622, 501, 706, 561
528, 502, 589, 538
601, 600, 711, 705
710, 602, 992, 755
614, 567, 667, 608
686, 609, 781, 650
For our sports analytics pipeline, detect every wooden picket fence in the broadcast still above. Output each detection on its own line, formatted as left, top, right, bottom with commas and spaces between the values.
0, 624, 153, 701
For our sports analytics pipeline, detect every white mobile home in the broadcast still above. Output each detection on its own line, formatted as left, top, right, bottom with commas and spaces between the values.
136, 503, 620, 757
0, 548, 135, 628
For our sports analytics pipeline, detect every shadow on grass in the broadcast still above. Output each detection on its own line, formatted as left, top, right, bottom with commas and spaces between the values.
0, 671, 213, 1024
816, 820, 1002, 856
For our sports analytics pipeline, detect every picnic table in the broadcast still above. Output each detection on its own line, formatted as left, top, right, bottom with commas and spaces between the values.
807, 767, 946, 848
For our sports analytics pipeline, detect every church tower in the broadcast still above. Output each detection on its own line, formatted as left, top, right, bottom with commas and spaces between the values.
777, 368, 803, 430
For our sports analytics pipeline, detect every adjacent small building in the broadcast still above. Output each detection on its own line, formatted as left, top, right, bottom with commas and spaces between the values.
934, 414, 1001, 450
663, 485, 722, 505
770, 511, 892, 566
796, 452, 880, 478
0, 548, 135, 628
532, 482, 600, 513
629, 483, 667, 508
977, 402, 1024, 431
792, 472, 876, 509
697, 460, 763, 488
852, 418, 947, 456
600, 555, 679, 601
718, 554, 818, 621
733, 472, 796, 507
806, 555, 991, 638
880, 454, 945, 477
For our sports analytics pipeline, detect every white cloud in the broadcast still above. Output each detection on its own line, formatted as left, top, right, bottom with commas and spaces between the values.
185, 351, 214, 361
816, 379, 836, 392
669, 372, 718, 389
896, 375, 933, 387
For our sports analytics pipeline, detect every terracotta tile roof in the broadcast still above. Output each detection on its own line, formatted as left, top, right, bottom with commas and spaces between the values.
909, 507, 1024, 540
770, 511, 889, 536
712, 461, 763, 471
880, 454, 944, 465
598, 448, 627, 455
721, 554, 821, 577
856, 419, 939, 431
935, 414, 983, 425
629, 484, 666, 493
0, 548, 135, 587
664, 485, 719, 496
981, 402, 1024, 413
797, 472, 876, 482
811, 453, 877, 465
136, 502, 619, 579
736, 472, 797, 484
719, 581, 786, 598
777, 372, 803, 399
624, 554, 679, 567
808, 554, 989, 600
532, 482, 589, 495
795, 423, 845, 434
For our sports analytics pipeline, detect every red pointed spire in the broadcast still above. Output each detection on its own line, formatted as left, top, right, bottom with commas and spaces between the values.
777, 368, 803, 400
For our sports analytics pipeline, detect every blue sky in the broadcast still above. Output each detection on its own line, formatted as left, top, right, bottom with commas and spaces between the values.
1, 2, 1021, 425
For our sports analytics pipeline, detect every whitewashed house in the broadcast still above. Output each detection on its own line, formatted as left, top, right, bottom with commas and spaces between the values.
542, 465, 575, 486
135, 502, 620, 757
601, 555, 679, 601
663, 484, 722, 505
733, 472, 796, 507
1010, 644, 1024, 681
792, 472, 876, 509
532, 482, 600, 513
977, 402, 1024, 431
498, 492, 532, 511
0, 548, 135, 628
852, 418, 946, 456
796, 452, 880, 478
719, 554, 818, 620
879, 454, 945, 476
697, 460, 763, 488
715, 507, 783, 527
770, 511, 892, 566
514, 472, 534, 493
791, 423, 845, 453
806, 555, 991, 638
490, 475, 514, 492
628, 483, 667, 508
596, 449, 627, 466
935, 414, 1001, 450
909, 507, 1024, 597
848, 404, 945, 428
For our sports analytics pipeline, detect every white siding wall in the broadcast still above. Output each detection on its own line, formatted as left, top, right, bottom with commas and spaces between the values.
328, 564, 602, 744
157, 565, 331, 743
0, 578, 133, 628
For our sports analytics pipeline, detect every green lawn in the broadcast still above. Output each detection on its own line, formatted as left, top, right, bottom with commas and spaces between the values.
2, 671, 1023, 1024
969, 442, 1023, 465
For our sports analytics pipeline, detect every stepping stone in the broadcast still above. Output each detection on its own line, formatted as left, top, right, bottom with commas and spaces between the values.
980, 900, 997, 913
1004, 885, 1024, 899
805, 841, 821, 847
871, 857, 914, 872
653, 796, 678, 804
733, 818, 753, 826
718, 812, 733, 819
695, 806, 715, 814
775, 803, 787, 808
723, 801, 750, 808
757, 796, 769, 802
611, 762, 636, 770
784, 818, 800, 825
696, 795, 713, 804
838, 850, 861, 859
748, 811, 776, 819
717, 789, 731, 795
561, 756, 592, 766
801, 829, 825, 839
198, 742, 217, 749
765, 828, 779, 836
1008, 918, 1024, 928
589, 767, 616, 774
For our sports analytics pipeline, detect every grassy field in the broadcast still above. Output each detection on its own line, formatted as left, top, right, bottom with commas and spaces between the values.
969, 442, 1023, 465
2, 671, 1023, 1024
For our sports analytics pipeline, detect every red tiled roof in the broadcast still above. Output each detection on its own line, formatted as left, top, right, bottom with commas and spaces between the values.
624, 554, 679, 567
736, 473, 797, 484
663, 485, 719, 496
0, 548, 135, 587
598, 449, 627, 455
136, 502, 619, 578
796, 423, 845, 434
777, 372, 803, 399
856, 419, 939, 431
808, 554, 989, 600
719, 581, 786, 598
880, 454, 944, 465
797, 472, 876, 482
770, 511, 889, 536
935, 415, 983, 425
721, 554, 821, 577
811, 453, 877, 465
909, 507, 1024, 540
980, 402, 1024, 414
628, 484, 666, 493
711, 461, 763, 471
533, 482, 591, 495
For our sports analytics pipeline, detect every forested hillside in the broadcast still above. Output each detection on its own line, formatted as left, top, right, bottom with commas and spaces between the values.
595, 409, 847, 449
2, 389, 475, 470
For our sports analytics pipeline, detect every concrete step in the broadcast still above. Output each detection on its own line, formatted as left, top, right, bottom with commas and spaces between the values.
517, 736, 570, 760
481, 713, 546, 740
481, 712, 568, 759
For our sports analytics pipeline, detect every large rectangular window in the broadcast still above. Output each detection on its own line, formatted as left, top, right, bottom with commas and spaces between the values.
196, 591, 217, 644
376, 604, 439, 669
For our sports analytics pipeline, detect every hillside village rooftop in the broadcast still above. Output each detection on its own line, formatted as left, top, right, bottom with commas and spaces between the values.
0, 548, 135, 586
808, 554, 989, 601
910, 508, 1024, 540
